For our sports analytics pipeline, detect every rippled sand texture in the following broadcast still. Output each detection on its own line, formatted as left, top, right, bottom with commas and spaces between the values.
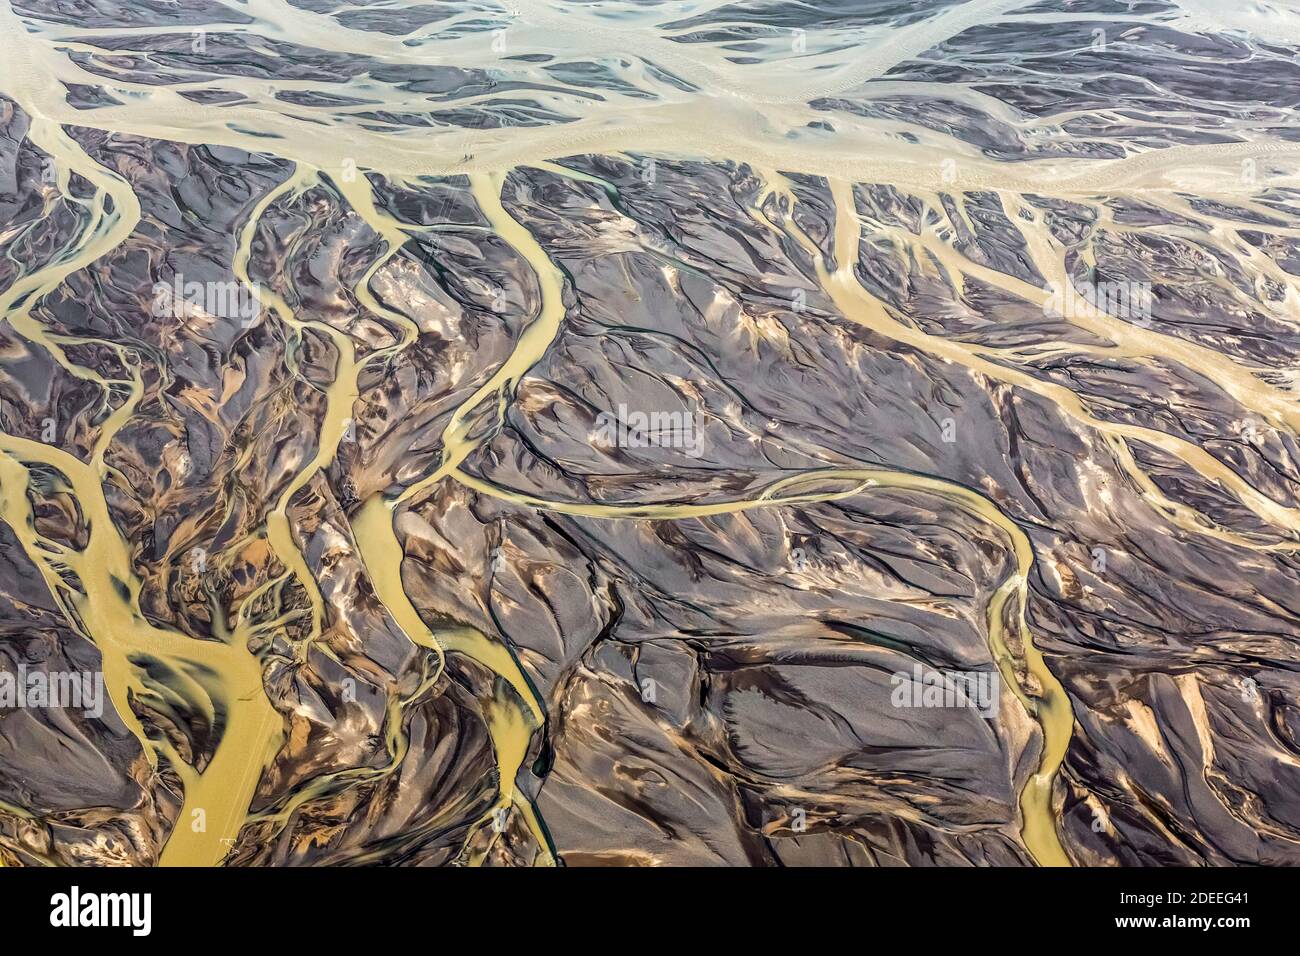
1, 0, 1300, 867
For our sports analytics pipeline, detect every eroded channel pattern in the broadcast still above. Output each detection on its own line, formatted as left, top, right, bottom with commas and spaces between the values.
0, 0, 1299, 866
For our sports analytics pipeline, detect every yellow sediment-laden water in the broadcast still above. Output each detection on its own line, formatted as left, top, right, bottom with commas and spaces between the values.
349, 170, 567, 865
1, 0, 1299, 868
